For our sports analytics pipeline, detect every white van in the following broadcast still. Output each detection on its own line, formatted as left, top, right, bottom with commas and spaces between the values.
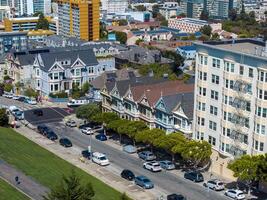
92, 152, 109, 166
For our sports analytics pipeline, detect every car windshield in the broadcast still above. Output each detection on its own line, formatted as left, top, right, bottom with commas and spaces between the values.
154, 164, 160, 167
143, 179, 150, 183
237, 193, 244, 196
166, 161, 172, 165
218, 182, 223, 185
147, 153, 153, 156
99, 156, 107, 160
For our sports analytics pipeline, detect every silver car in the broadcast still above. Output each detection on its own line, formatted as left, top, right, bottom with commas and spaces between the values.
159, 160, 175, 170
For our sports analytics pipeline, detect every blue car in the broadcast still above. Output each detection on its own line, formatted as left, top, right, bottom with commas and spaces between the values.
95, 134, 107, 141
135, 175, 154, 189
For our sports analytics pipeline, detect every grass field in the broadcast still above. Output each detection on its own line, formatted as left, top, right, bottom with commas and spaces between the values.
0, 178, 30, 200
0, 127, 121, 200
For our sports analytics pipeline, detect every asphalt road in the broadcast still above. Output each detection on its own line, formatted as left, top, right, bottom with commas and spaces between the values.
47, 122, 228, 200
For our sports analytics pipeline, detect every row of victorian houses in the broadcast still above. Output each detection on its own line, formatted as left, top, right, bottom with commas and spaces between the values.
100, 76, 194, 135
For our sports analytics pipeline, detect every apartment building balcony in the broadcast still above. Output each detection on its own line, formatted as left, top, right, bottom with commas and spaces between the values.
197, 80, 208, 88
229, 130, 248, 146
197, 64, 208, 71
111, 105, 124, 114
174, 124, 192, 134
257, 81, 267, 90
256, 98, 267, 108
124, 108, 140, 118
155, 118, 173, 130
229, 144, 247, 158
233, 80, 252, 96
196, 94, 207, 102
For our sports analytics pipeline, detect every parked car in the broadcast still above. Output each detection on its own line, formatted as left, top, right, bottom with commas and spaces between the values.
9, 106, 20, 115
120, 169, 135, 181
81, 127, 93, 135
95, 133, 107, 141
59, 138, 72, 147
92, 152, 109, 166
24, 97, 37, 105
203, 179, 224, 191
135, 176, 154, 189
18, 96, 26, 102
33, 109, 43, 116
143, 161, 162, 172
123, 145, 137, 154
37, 125, 50, 135
159, 160, 175, 170
65, 120, 77, 127
46, 131, 58, 141
138, 151, 156, 161
12, 95, 20, 100
81, 150, 91, 159
14, 110, 24, 120
167, 194, 187, 200
3, 92, 13, 98
224, 189, 245, 200
184, 171, 204, 182
79, 123, 91, 130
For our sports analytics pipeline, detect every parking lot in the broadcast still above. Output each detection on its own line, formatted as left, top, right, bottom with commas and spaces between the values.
24, 107, 71, 125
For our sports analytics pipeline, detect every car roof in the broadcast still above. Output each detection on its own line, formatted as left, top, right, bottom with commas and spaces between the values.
93, 152, 105, 157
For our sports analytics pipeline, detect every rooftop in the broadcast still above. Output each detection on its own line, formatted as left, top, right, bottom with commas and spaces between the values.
201, 39, 267, 59
170, 18, 208, 25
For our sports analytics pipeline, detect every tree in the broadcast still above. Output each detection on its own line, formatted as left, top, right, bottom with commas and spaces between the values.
4, 83, 13, 92
81, 82, 90, 95
134, 5, 146, 12
153, 132, 186, 161
200, 25, 212, 36
92, 112, 119, 125
44, 170, 95, 200
24, 88, 38, 98
33, 11, 43, 17
121, 193, 131, 200
178, 13, 186, 17
125, 121, 148, 146
3, 75, 11, 81
0, 108, 8, 127
152, 5, 160, 18
76, 103, 101, 121
118, 19, 128, 26
228, 155, 260, 196
179, 140, 212, 167
106, 119, 128, 144
200, 10, 209, 20
114, 32, 127, 44
100, 22, 108, 39
228, 9, 237, 21
36, 12, 49, 30
211, 33, 220, 40
135, 128, 165, 151
135, 39, 143, 45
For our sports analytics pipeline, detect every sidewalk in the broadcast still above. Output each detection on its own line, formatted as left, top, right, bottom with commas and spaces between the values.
16, 125, 155, 200
0, 160, 49, 200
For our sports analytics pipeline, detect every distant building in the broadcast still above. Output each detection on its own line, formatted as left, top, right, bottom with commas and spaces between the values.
180, 0, 204, 18
168, 18, 222, 33
115, 46, 174, 68
176, 45, 196, 60
4, 16, 58, 32
106, 11, 151, 23
0, 6, 10, 21
57, 0, 100, 41
101, 0, 128, 14
159, 2, 181, 19
0, 31, 28, 54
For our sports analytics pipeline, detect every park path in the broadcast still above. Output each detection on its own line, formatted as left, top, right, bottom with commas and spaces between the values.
0, 160, 49, 200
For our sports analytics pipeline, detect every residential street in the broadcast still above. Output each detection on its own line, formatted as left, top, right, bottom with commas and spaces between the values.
47, 122, 229, 200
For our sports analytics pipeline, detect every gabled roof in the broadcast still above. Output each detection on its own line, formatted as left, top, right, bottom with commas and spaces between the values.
160, 92, 194, 120
35, 49, 98, 72
178, 45, 196, 51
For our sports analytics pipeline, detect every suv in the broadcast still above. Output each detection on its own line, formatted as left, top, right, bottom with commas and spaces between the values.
225, 189, 245, 200
184, 171, 204, 182
204, 179, 224, 191
167, 194, 187, 200
121, 169, 135, 181
135, 176, 154, 189
33, 109, 43, 116
143, 161, 162, 172
138, 151, 156, 161
92, 152, 109, 166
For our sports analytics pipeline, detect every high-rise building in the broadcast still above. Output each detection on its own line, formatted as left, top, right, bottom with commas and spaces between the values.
193, 39, 267, 158
33, 0, 51, 15
180, 0, 205, 18
207, 0, 229, 19
57, 0, 100, 41
100, 0, 129, 14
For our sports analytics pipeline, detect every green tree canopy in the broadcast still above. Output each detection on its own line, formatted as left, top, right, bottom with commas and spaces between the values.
81, 82, 90, 95
134, 5, 146, 11
200, 10, 209, 20
0, 108, 8, 127
36, 12, 49, 30
200, 25, 212, 36
44, 170, 95, 200
24, 88, 38, 98
135, 128, 165, 146
76, 103, 101, 121
92, 112, 119, 125
4, 83, 13, 92
114, 32, 127, 44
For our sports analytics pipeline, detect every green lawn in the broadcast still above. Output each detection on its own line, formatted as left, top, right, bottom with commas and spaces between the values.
0, 178, 30, 200
0, 127, 121, 200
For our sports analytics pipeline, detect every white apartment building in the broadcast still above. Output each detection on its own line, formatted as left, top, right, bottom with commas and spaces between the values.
101, 0, 128, 14
168, 18, 221, 33
193, 39, 267, 158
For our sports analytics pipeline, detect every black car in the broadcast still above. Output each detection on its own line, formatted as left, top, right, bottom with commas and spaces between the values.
18, 96, 26, 102
184, 171, 204, 182
81, 150, 91, 159
167, 194, 187, 200
37, 125, 49, 135
120, 169, 135, 181
59, 138, 72, 147
33, 109, 43, 116
46, 131, 58, 141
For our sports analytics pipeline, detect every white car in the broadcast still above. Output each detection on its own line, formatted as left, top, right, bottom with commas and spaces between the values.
204, 179, 224, 191
92, 152, 109, 166
225, 189, 245, 199
25, 97, 37, 105
143, 161, 162, 172
12, 95, 20, 100
81, 127, 93, 135
3, 92, 13, 98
